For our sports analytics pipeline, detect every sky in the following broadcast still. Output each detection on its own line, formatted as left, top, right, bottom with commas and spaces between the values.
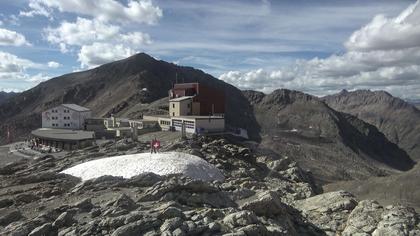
0, 0, 419, 99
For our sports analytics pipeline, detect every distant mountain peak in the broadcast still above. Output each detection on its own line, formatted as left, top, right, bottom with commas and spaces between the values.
338, 89, 349, 94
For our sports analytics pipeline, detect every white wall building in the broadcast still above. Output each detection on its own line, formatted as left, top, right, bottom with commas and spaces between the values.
144, 115, 225, 134
42, 104, 92, 130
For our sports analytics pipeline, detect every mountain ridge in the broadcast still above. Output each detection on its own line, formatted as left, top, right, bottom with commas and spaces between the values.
243, 89, 414, 183
0, 91, 17, 104
323, 89, 420, 160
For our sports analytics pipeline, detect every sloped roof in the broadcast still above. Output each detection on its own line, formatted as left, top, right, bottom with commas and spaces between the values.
169, 96, 194, 102
62, 104, 91, 112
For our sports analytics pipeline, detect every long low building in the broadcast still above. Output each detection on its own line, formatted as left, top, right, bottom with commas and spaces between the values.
31, 128, 95, 150
144, 115, 225, 134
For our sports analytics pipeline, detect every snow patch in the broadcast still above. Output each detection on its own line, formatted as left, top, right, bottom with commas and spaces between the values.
61, 152, 224, 182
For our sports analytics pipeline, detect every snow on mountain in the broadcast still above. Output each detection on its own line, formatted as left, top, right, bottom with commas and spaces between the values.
61, 151, 225, 181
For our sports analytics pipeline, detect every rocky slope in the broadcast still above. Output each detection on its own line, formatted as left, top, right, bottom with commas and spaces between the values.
0, 53, 259, 144
324, 163, 420, 211
244, 89, 414, 184
1, 136, 419, 236
324, 89, 420, 160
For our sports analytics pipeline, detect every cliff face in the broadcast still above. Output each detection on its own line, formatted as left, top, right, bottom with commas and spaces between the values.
324, 89, 420, 160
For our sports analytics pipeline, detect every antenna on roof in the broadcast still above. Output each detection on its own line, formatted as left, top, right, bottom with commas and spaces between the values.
175, 72, 178, 84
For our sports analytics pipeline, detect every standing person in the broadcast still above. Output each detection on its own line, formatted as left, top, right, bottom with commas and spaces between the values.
150, 139, 155, 154
155, 139, 161, 153
150, 138, 158, 154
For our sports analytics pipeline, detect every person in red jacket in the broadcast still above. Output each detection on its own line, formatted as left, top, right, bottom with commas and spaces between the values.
150, 138, 161, 153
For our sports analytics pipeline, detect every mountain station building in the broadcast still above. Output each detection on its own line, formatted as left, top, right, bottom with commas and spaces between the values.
169, 83, 225, 117
42, 104, 92, 130
147, 82, 226, 134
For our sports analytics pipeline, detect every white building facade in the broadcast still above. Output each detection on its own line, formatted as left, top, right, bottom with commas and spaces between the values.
42, 104, 92, 130
147, 115, 224, 134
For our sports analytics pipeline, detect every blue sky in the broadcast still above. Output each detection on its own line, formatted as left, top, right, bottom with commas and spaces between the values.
1, 0, 419, 99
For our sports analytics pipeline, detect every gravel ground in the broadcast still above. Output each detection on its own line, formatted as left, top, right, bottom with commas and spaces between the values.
0, 145, 25, 167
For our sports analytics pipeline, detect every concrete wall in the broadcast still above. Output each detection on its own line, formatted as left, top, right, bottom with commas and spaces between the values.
195, 118, 225, 133
137, 127, 160, 135
143, 116, 159, 121
85, 118, 105, 132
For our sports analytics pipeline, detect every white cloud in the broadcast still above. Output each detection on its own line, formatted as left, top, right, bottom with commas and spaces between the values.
45, 17, 120, 47
120, 32, 152, 47
19, 0, 53, 18
21, 0, 162, 24
346, 1, 420, 51
47, 61, 61, 68
0, 87, 21, 92
0, 28, 30, 46
0, 51, 40, 73
45, 17, 152, 68
58, 43, 68, 53
220, 1, 420, 99
24, 73, 50, 83
0, 51, 55, 91
78, 43, 136, 68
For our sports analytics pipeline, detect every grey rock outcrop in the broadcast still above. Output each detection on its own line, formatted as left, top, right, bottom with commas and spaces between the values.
0, 136, 418, 236
296, 191, 358, 234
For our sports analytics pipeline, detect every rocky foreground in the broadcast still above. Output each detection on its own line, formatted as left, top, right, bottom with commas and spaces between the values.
0, 137, 419, 236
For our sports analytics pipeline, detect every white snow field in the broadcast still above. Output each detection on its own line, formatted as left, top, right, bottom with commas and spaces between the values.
61, 152, 224, 182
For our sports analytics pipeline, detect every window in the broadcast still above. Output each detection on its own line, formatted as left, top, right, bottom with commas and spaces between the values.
172, 112, 175, 116
160, 120, 171, 126
172, 103, 175, 108
187, 103, 190, 108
